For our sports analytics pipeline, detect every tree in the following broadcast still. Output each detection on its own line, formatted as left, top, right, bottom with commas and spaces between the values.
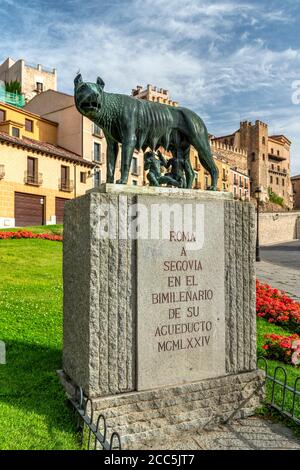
5, 80, 22, 94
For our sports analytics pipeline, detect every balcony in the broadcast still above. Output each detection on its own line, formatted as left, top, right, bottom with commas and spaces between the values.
59, 179, 74, 192
0, 88, 25, 108
268, 153, 286, 162
0, 164, 5, 179
92, 151, 104, 163
269, 167, 288, 177
24, 172, 43, 186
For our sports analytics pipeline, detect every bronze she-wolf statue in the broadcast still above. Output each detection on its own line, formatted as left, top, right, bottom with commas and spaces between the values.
74, 74, 218, 190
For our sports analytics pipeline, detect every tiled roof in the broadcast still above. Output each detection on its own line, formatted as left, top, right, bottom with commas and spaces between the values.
0, 130, 95, 167
269, 134, 291, 145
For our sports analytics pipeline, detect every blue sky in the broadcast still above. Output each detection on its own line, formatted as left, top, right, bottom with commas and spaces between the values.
1, 0, 300, 174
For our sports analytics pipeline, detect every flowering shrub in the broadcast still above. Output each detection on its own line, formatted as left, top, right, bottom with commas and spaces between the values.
256, 280, 300, 333
0, 230, 62, 242
262, 333, 300, 367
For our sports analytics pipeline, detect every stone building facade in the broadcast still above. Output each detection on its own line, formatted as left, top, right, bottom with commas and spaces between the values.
212, 121, 293, 208
0, 57, 57, 102
210, 140, 248, 174
0, 100, 94, 228
25, 90, 145, 188
292, 175, 300, 209
132, 84, 178, 106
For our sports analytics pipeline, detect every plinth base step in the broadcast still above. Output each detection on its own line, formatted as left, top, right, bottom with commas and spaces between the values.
59, 370, 265, 450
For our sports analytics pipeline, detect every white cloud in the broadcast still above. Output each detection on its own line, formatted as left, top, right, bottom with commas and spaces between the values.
0, 0, 299, 172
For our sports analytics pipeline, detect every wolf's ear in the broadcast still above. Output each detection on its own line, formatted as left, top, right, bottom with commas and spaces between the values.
97, 77, 105, 90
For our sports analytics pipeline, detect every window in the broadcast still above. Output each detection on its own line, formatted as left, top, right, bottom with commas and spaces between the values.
131, 156, 138, 175
25, 119, 33, 132
12, 127, 20, 138
0, 109, 6, 122
222, 168, 226, 180
205, 175, 209, 189
222, 182, 226, 191
277, 150, 280, 156
270, 175, 273, 184
276, 177, 279, 185
132, 180, 138, 186
262, 137, 265, 145
262, 154, 265, 161
93, 142, 101, 162
27, 157, 37, 184
282, 179, 285, 186
271, 164, 274, 170
93, 123, 102, 136
61, 165, 70, 190
271, 148, 274, 154
251, 152, 255, 161
36, 82, 43, 93
194, 171, 198, 188
80, 172, 87, 183
94, 170, 101, 187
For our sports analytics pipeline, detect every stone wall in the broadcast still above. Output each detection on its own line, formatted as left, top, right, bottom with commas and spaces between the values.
210, 140, 248, 174
259, 211, 300, 245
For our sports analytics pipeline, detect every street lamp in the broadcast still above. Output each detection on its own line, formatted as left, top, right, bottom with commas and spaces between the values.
254, 187, 262, 262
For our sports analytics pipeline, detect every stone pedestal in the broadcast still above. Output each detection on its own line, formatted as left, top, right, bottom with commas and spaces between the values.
61, 184, 264, 448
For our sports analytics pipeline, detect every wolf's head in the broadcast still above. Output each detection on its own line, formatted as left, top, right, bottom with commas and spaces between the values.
74, 74, 105, 119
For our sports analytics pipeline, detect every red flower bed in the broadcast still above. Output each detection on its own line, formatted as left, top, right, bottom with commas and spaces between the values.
256, 280, 300, 333
0, 230, 62, 242
262, 333, 300, 366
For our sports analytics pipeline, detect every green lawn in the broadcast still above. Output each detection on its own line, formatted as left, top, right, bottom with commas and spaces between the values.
0, 238, 79, 450
0, 235, 299, 449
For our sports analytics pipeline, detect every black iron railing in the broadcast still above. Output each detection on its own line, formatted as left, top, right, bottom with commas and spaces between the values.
70, 386, 122, 450
258, 357, 300, 425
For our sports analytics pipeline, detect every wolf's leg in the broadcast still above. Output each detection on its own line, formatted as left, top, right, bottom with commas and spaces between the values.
106, 139, 119, 183
182, 144, 194, 188
116, 137, 136, 184
190, 137, 218, 190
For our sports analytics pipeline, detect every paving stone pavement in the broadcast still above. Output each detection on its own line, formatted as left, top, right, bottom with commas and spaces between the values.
142, 417, 300, 450
256, 261, 300, 301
